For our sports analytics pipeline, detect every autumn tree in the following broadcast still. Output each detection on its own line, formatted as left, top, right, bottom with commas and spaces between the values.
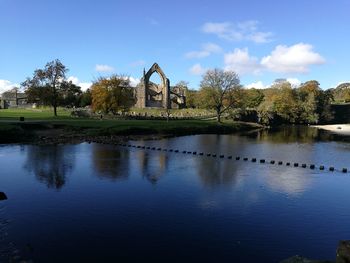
257, 81, 298, 125
272, 81, 299, 123
22, 59, 68, 116
91, 75, 135, 115
199, 68, 240, 122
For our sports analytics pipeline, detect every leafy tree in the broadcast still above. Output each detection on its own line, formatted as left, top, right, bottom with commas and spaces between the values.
272, 82, 299, 123
80, 89, 92, 107
257, 87, 280, 125
243, 88, 264, 109
91, 75, 135, 115
22, 59, 68, 116
256, 81, 299, 125
330, 82, 350, 103
59, 81, 82, 107
296, 80, 321, 124
199, 68, 240, 122
317, 89, 334, 122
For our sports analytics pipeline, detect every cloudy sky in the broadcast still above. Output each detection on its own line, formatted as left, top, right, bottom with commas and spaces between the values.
0, 0, 349, 93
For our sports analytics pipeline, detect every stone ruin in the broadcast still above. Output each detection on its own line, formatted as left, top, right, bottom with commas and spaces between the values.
135, 63, 186, 109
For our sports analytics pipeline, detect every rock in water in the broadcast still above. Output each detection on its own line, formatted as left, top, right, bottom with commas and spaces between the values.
337, 241, 350, 263
280, 255, 334, 263
0, 192, 7, 201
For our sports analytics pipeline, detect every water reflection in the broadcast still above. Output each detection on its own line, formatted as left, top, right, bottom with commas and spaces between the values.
92, 144, 129, 181
196, 158, 238, 188
24, 145, 75, 189
245, 126, 350, 144
137, 151, 168, 184
264, 168, 312, 196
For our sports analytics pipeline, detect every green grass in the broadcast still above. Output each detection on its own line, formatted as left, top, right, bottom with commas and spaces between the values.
0, 107, 261, 143
0, 107, 71, 119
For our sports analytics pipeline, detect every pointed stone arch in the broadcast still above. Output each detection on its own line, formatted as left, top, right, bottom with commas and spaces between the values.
136, 63, 170, 108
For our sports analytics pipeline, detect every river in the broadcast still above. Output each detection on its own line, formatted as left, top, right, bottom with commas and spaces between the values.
1, 126, 350, 262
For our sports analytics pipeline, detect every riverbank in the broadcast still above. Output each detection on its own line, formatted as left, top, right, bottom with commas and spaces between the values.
0, 119, 262, 144
313, 124, 350, 135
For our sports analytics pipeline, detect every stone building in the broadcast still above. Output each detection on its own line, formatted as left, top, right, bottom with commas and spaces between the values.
135, 63, 186, 109
0, 90, 28, 109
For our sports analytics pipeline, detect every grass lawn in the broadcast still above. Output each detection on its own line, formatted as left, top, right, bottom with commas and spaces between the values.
0, 107, 71, 119
0, 108, 261, 143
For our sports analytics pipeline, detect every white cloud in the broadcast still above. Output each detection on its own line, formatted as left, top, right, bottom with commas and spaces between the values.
79, 82, 92, 91
202, 20, 273, 43
189, 63, 206, 75
67, 76, 79, 84
0, 79, 19, 94
245, 78, 302, 89
224, 48, 261, 75
185, 43, 222, 59
223, 43, 324, 75
245, 81, 266, 89
95, 64, 115, 72
286, 78, 301, 88
67, 76, 91, 91
130, 60, 146, 67
129, 77, 140, 87
248, 31, 274, 44
261, 43, 325, 73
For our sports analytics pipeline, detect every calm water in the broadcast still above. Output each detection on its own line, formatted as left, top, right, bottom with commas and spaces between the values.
1, 126, 350, 262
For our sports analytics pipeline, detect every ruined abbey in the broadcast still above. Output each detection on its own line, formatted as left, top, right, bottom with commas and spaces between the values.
135, 63, 186, 109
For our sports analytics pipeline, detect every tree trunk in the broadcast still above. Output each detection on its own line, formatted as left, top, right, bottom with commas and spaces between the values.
53, 86, 58, 117
217, 109, 221, 123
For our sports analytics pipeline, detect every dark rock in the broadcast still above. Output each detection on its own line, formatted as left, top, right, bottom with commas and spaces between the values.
280, 255, 334, 263
337, 240, 350, 263
0, 192, 7, 201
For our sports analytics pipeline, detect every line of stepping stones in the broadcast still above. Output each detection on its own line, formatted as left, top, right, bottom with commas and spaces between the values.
115, 143, 348, 174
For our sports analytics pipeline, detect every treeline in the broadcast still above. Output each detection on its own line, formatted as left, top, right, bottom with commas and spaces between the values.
3, 59, 350, 124
187, 76, 348, 125
19, 59, 136, 116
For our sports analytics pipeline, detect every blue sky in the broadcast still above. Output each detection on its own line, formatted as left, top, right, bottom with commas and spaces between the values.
0, 0, 349, 92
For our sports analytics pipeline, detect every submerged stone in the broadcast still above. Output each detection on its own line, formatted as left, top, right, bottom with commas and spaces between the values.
280, 255, 334, 263
0, 192, 7, 201
337, 240, 350, 263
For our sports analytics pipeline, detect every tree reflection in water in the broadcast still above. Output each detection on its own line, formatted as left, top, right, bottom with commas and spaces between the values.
196, 135, 240, 188
137, 150, 168, 184
92, 144, 129, 181
244, 125, 349, 144
196, 157, 239, 188
24, 145, 75, 189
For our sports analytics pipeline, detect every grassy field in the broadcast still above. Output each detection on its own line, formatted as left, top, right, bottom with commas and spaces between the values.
0, 108, 261, 143
0, 107, 71, 119
0, 107, 215, 120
